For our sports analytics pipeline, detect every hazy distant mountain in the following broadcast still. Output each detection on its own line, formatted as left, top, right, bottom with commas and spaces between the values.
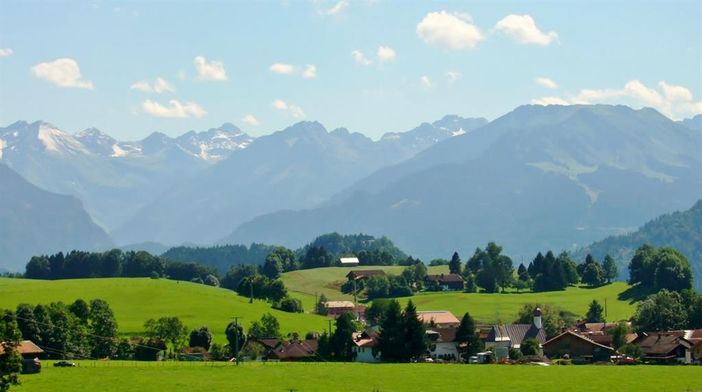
574, 199, 702, 291
113, 116, 485, 245
0, 163, 113, 271
681, 114, 702, 131
0, 121, 252, 229
226, 105, 702, 263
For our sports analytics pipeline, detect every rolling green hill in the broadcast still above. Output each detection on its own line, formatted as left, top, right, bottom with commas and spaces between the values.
282, 267, 636, 323
0, 278, 328, 343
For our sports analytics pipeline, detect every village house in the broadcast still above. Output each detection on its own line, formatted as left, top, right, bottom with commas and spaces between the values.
424, 274, 464, 291
345, 269, 386, 282
426, 328, 460, 362
634, 332, 694, 364
247, 337, 319, 362
572, 321, 637, 348
352, 330, 379, 363
543, 330, 614, 363
485, 308, 547, 360
324, 300, 356, 318
339, 257, 360, 266
0, 340, 44, 374
417, 311, 461, 329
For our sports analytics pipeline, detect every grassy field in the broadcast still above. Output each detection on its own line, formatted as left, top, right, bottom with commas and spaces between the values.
282, 267, 636, 323
0, 278, 328, 343
16, 361, 702, 392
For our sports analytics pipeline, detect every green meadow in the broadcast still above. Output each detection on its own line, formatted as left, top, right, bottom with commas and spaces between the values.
282, 267, 637, 323
0, 277, 328, 343
16, 361, 702, 392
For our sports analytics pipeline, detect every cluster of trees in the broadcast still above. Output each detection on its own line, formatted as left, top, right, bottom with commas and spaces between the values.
628, 244, 694, 292
464, 243, 514, 293
519, 251, 579, 292
632, 289, 702, 332
162, 243, 275, 274
2, 299, 118, 360
219, 264, 301, 313
24, 249, 219, 286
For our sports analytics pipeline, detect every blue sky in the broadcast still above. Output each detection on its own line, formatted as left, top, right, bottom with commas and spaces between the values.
0, 0, 700, 140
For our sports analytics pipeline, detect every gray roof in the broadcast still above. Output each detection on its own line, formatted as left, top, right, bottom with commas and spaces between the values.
487, 324, 546, 345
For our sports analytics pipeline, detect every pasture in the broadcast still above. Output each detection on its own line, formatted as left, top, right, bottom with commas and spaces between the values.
15, 361, 702, 392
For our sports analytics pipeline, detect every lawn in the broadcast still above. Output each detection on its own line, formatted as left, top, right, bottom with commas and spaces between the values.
282, 267, 637, 323
0, 278, 328, 343
15, 361, 702, 392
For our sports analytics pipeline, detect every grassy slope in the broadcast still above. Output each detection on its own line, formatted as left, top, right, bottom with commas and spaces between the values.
282, 267, 635, 323
0, 278, 328, 343
17, 361, 702, 392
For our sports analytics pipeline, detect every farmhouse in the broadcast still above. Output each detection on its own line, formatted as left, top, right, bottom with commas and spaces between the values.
543, 330, 614, 362
248, 337, 319, 362
339, 257, 360, 266
424, 274, 464, 291
573, 321, 637, 347
0, 340, 44, 373
416, 311, 461, 329
352, 330, 379, 363
426, 328, 460, 362
324, 300, 356, 317
634, 332, 694, 364
346, 269, 386, 281
485, 308, 546, 360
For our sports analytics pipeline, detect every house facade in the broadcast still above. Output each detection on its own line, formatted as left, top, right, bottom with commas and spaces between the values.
424, 274, 464, 291
635, 333, 694, 364
352, 331, 379, 363
485, 308, 546, 360
426, 328, 460, 361
543, 330, 614, 362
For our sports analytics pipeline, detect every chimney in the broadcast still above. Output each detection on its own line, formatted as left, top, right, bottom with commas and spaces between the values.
533, 307, 542, 329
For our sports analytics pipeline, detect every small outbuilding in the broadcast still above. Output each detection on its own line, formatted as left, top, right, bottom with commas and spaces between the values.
424, 274, 464, 291
345, 269, 386, 281
0, 340, 44, 374
339, 257, 360, 266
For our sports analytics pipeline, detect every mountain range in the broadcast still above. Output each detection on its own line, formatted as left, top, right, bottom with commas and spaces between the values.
1, 105, 701, 273
225, 105, 702, 263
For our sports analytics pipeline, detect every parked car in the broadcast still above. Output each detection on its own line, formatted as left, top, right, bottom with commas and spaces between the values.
53, 361, 76, 367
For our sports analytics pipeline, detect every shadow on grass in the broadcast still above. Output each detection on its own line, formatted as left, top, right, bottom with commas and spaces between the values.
617, 284, 655, 304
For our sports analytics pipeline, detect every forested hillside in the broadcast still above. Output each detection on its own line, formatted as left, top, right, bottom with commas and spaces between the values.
575, 200, 702, 291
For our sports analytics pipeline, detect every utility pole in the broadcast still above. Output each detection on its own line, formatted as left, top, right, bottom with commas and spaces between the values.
604, 298, 608, 319
314, 292, 318, 314
249, 283, 254, 304
352, 279, 357, 306
328, 319, 332, 336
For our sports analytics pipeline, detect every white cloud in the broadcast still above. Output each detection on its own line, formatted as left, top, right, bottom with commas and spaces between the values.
130, 77, 175, 93
302, 64, 317, 79
0, 48, 13, 57
446, 71, 462, 83
416, 11, 484, 49
494, 14, 558, 46
420, 75, 433, 89
530, 96, 569, 106
323, 0, 348, 16
142, 99, 206, 118
270, 63, 296, 75
194, 56, 227, 81
377, 46, 396, 63
352, 50, 372, 66
31, 58, 94, 89
535, 77, 558, 89
242, 114, 260, 126
531, 79, 702, 119
659, 81, 693, 102
272, 99, 305, 118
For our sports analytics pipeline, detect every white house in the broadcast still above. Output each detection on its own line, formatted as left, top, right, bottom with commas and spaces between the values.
351, 331, 379, 363
426, 328, 460, 362
485, 307, 546, 360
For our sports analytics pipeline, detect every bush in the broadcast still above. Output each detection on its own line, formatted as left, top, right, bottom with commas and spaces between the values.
276, 297, 304, 313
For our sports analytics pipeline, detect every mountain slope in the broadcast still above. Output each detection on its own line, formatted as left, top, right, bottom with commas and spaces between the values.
0, 163, 113, 271
574, 199, 702, 291
226, 105, 702, 263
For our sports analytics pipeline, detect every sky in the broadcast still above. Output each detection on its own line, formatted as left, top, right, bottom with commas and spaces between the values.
0, 0, 700, 140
